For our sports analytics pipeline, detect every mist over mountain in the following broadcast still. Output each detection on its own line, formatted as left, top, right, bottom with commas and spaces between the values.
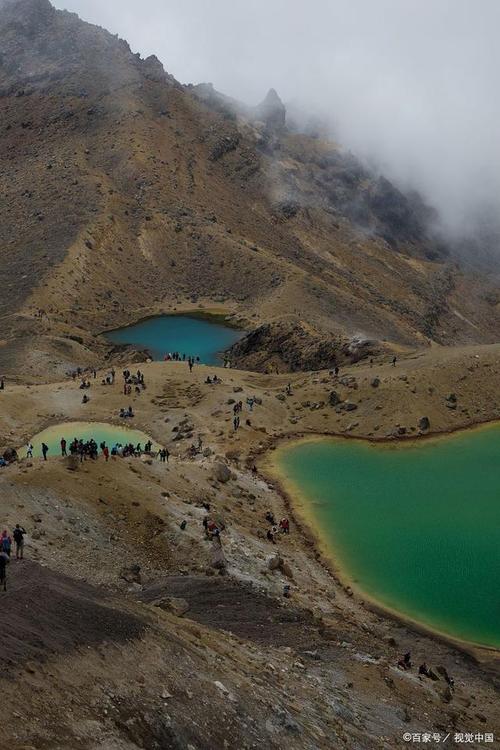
2, 0, 500, 380
52, 0, 500, 258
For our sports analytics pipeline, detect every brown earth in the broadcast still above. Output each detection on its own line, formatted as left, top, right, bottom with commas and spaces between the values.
0, 353, 499, 747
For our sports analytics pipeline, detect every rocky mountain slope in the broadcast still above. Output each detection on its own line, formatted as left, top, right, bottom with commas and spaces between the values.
1, 0, 500, 378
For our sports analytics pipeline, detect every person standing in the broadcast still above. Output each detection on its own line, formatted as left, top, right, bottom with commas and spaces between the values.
26, 442, 33, 459
41, 443, 49, 461
13, 525, 26, 560
1, 530, 12, 558
60, 438, 67, 457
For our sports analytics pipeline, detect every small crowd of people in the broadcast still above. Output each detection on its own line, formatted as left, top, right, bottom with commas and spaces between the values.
119, 406, 135, 419
162, 353, 200, 374
0, 525, 27, 591
397, 651, 454, 688
122, 369, 146, 397
163, 352, 189, 362
24, 436, 167, 463
102, 369, 116, 385
201, 500, 225, 539
265, 511, 290, 543
188, 435, 204, 457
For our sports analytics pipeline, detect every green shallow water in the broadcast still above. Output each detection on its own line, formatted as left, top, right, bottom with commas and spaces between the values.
20, 422, 160, 459
105, 314, 243, 364
277, 428, 500, 648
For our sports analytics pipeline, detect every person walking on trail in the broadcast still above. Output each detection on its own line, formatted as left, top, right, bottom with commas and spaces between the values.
41, 443, 49, 461
60, 438, 67, 457
26, 442, 33, 459
13, 525, 26, 560
1, 530, 12, 558
392, 356, 397, 367
0, 551, 8, 591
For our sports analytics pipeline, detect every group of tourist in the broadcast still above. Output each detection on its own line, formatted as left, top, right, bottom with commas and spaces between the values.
397, 651, 454, 688
0, 525, 27, 591
205, 375, 223, 384
162, 353, 201, 373
202, 515, 225, 539
120, 369, 147, 398
119, 406, 135, 419
265, 511, 290, 543
163, 352, 189, 362
23, 435, 164, 463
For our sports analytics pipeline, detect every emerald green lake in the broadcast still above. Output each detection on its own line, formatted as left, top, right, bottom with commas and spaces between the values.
277, 429, 500, 648
105, 315, 243, 364
20, 421, 159, 459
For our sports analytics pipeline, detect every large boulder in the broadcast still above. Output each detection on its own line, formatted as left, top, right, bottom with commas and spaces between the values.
119, 563, 141, 584
329, 391, 341, 406
213, 462, 231, 484
3, 447, 18, 463
254, 88, 286, 131
210, 537, 227, 572
65, 454, 79, 471
152, 597, 190, 617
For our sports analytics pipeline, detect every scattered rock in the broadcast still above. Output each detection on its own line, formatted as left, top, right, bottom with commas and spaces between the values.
213, 462, 231, 483
419, 416, 430, 431
119, 563, 141, 584
153, 597, 190, 617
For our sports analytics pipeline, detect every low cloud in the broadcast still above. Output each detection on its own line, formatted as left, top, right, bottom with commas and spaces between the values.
55, 0, 500, 242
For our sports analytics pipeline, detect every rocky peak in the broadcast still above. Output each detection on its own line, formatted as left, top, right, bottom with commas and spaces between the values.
254, 87, 286, 130
0, 0, 55, 33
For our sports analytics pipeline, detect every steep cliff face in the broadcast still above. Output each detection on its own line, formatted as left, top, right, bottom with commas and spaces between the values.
1, 0, 500, 378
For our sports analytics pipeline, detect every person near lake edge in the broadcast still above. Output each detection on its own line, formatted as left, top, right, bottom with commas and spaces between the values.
41, 442, 48, 461
60, 438, 67, 456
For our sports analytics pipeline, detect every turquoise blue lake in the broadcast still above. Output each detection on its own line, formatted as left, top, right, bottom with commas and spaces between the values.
105, 315, 243, 364
276, 429, 500, 648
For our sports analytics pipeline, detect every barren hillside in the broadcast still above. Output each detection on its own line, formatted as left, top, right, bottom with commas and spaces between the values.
1, 0, 500, 379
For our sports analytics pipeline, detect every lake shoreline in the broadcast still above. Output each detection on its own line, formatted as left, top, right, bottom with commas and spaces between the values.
260, 429, 500, 661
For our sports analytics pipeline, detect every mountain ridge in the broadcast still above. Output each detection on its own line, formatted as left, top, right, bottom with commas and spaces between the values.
1, 0, 500, 379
